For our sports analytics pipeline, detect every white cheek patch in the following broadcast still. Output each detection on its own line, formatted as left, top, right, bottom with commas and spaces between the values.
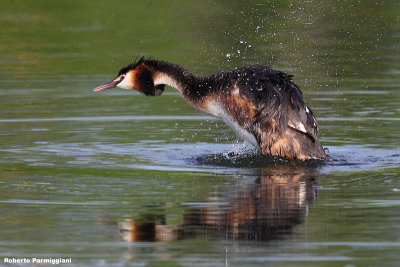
116, 73, 133, 89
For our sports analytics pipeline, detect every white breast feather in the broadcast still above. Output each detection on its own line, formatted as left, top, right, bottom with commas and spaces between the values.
205, 101, 258, 147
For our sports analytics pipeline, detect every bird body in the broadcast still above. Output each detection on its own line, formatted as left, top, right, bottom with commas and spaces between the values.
93, 58, 328, 161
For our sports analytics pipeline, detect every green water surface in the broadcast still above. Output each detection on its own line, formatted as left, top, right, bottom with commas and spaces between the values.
1, 0, 400, 266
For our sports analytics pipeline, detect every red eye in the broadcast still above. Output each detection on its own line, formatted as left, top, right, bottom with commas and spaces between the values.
120, 75, 125, 81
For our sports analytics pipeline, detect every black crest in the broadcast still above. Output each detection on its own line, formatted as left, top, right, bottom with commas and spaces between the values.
117, 56, 146, 76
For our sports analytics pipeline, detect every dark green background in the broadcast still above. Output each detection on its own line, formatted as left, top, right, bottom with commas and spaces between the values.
1, 1, 399, 266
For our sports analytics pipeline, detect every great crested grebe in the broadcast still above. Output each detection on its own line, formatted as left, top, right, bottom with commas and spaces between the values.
93, 57, 328, 161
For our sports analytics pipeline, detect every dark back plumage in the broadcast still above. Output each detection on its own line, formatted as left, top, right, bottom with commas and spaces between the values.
199, 65, 326, 160
241, 66, 316, 139
203, 66, 318, 140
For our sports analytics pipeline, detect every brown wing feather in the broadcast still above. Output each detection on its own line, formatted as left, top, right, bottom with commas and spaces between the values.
287, 104, 319, 141
232, 66, 319, 141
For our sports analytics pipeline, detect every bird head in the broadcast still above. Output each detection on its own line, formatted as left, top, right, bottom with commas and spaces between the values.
92, 57, 165, 96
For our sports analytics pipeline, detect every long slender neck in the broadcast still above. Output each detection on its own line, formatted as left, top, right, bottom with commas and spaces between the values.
147, 59, 230, 98
144, 59, 198, 95
144, 59, 230, 113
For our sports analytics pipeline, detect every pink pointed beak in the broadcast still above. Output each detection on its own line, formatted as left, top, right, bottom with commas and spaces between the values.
92, 80, 120, 92
93, 75, 125, 92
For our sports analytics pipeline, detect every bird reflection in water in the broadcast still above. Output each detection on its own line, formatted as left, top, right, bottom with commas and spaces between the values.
117, 164, 320, 242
